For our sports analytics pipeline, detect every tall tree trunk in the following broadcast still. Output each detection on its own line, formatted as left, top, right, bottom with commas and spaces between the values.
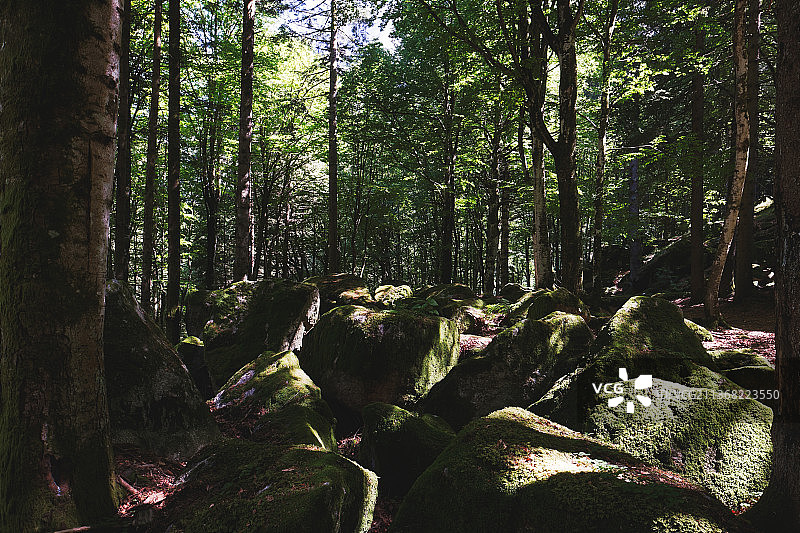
500, 155, 511, 286
114, 0, 132, 282
141, 0, 162, 311
629, 155, 642, 285
690, 26, 706, 302
704, 0, 750, 324
735, 0, 760, 302
592, 0, 619, 294
326, 0, 340, 273
0, 2, 121, 528
485, 173, 500, 296
234, 0, 255, 281
166, 0, 182, 344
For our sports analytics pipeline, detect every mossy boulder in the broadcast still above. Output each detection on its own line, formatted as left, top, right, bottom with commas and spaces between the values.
211, 350, 336, 450
420, 312, 593, 430
526, 287, 589, 321
710, 350, 777, 406
531, 297, 772, 509
300, 305, 460, 410
304, 273, 374, 313
185, 278, 320, 385
685, 318, 713, 342
390, 408, 752, 533
155, 439, 377, 533
104, 281, 219, 461
500, 289, 545, 325
359, 402, 455, 495
498, 282, 529, 302
374, 284, 413, 306
176, 336, 215, 400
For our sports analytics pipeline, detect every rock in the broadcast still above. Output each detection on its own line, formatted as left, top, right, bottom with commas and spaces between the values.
531, 296, 772, 509
685, 318, 713, 342
498, 282, 528, 302
185, 278, 320, 385
300, 305, 460, 411
525, 287, 589, 321
500, 289, 545, 325
390, 407, 751, 533
104, 281, 219, 461
710, 350, 777, 407
420, 312, 593, 430
359, 402, 455, 495
413, 283, 476, 301
155, 438, 377, 533
304, 273, 374, 313
176, 337, 215, 400
211, 350, 337, 451
710, 349, 772, 371
374, 284, 413, 306
458, 334, 492, 359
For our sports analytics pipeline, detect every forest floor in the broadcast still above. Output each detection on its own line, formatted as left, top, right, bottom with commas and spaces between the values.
677, 290, 776, 366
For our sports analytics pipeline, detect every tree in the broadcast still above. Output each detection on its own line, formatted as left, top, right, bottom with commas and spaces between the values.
114, 0, 133, 282
234, 0, 255, 281
327, 0, 341, 273
166, 0, 182, 343
141, 0, 163, 311
752, 0, 800, 527
0, 1, 121, 529
703, 0, 749, 324
690, 22, 705, 302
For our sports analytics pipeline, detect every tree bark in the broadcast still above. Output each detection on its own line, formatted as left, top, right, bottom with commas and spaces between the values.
327, 0, 340, 273
114, 0, 132, 282
0, 2, 121, 528
592, 0, 619, 294
629, 155, 642, 285
485, 171, 500, 295
166, 0, 182, 344
500, 156, 511, 286
690, 26, 706, 302
735, 0, 760, 302
234, 0, 255, 281
703, 0, 750, 324
141, 0, 163, 312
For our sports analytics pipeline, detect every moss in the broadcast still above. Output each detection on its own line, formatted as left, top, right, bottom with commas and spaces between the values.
710, 349, 771, 371
160, 439, 377, 533
498, 283, 529, 302
188, 279, 320, 385
421, 312, 593, 429
213, 351, 336, 450
359, 402, 455, 495
414, 283, 476, 301
390, 408, 750, 533
374, 284, 412, 306
104, 281, 219, 461
304, 273, 374, 313
526, 287, 589, 321
685, 319, 713, 342
299, 306, 460, 410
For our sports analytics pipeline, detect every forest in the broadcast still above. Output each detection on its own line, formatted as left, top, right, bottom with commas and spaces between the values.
0, 0, 798, 531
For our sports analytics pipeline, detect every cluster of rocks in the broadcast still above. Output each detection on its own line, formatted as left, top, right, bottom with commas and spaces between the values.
102, 275, 773, 532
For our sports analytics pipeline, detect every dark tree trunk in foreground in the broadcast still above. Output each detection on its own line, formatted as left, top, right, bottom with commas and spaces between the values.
690, 26, 706, 302
751, 0, 800, 528
141, 0, 163, 311
735, 0, 760, 302
166, 0, 182, 344
0, 2, 121, 529
114, 0, 132, 282
327, 0, 340, 273
234, 0, 255, 281
704, 0, 750, 324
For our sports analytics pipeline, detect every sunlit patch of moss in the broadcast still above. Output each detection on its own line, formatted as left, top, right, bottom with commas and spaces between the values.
685, 319, 713, 342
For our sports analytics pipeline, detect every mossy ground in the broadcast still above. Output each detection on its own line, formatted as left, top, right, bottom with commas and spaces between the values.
390, 408, 752, 533
359, 402, 455, 495
299, 305, 460, 410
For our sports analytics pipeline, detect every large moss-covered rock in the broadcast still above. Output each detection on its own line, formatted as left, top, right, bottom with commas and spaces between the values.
685, 318, 713, 342
421, 312, 593, 430
531, 296, 772, 509
374, 284, 413, 306
176, 336, 215, 400
359, 402, 455, 495
390, 408, 751, 533
304, 273, 374, 313
710, 349, 777, 407
211, 350, 336, 450
300, 305, 460, 410
525, 287, 589, 321
185, 278, 320, 385
104, 281, 219, 461
154, 439, 377, 533
498, 282, 529, 302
